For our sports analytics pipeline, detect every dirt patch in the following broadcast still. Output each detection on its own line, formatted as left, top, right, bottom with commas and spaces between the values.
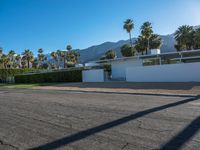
34, 82, 200, 95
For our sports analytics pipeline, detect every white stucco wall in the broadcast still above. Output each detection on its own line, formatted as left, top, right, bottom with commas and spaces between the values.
126, 62, 200, 82
82, 69, 104, 82
111, 58, 143, 79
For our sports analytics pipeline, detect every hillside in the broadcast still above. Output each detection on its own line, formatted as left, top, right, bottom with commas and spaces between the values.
78, 34, 176, 63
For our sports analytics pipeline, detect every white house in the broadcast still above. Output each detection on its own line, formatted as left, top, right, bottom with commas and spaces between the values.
83, 49, 200, 82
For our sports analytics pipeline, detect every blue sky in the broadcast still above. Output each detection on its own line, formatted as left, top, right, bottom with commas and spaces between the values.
0, 0, 200, 54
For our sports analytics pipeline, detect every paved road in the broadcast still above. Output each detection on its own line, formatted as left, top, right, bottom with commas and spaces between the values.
0, 88, 200, 150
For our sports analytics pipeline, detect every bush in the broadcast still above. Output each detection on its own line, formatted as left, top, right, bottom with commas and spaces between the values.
0, 69, 39, 82
120, 44, 135, 57
15, 69, 82, 83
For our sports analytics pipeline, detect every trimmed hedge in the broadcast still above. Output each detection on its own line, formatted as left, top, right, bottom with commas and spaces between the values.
15, 70, 82, 83
0, 69, 40, 82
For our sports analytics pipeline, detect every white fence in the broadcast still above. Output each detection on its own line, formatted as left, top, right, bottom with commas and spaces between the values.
82, 69, 104, 82
126, 62, 200, 82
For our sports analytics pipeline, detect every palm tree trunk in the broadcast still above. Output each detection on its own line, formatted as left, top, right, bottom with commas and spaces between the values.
146, 38, 150, 55
28, 60, 30, 68
64, 57, 66, 68
57, 57, 60, 69
129, 32, 132, 47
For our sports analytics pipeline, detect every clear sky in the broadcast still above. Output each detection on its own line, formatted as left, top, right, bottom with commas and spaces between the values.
0, 0, 200, 54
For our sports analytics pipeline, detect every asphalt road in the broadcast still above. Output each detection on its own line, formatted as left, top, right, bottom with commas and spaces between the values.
0, 88, 200, 150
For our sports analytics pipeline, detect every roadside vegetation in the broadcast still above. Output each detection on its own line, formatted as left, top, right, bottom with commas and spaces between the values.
15, 69, 82, 83
0, 44, 79, 70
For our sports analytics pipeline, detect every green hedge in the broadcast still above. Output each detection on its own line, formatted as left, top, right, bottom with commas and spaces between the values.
0, 69, 39, 82
15, 70, 82, 83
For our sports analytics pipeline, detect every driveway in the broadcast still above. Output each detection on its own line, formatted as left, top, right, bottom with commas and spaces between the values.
0, 88, 200, 149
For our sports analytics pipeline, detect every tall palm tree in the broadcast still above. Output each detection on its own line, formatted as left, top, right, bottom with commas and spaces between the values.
66, 45, 73, 67
141, 22, 153, 54
60, 51, 67, 68
56, 50, 62, 68
1, 54, 10, 68
8, 50, 16, 68
15, 54, 21, 68
174, 25, 194, 51
123, 19, 134, 46
22, 49, 34, 68
51, 51, 58, 69
37, 48, 44, 68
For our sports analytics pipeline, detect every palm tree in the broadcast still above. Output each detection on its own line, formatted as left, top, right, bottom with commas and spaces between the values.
56, 50, 62, 68
22, 49, 34, 68
15, 54, 21, 68
51, 51, 58, 69
1, 54, 10, 68
38, 48, 43, 54
149, 34, 162, 49
39, 54, 45, 68
32, 58, 39, 69
123, 19, 134, 46
8, 50, 15, 68
60, 51, 67, 68
174, 25, 194, 51
66, 50, 80, 64
62, 45, 72, 68
66, 45, 72, 51
37, 48, 45, 68
135, 36, 147, 55
141, 22, 153, 54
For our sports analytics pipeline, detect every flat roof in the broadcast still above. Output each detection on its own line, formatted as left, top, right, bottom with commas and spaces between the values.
93, 49, 200, 63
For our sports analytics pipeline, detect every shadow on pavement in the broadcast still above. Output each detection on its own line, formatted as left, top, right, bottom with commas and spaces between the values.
30, 95, 200, 150
161, 116, 200, 150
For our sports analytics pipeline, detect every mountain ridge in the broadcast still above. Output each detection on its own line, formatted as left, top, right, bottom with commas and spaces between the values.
78, 35, 176, 63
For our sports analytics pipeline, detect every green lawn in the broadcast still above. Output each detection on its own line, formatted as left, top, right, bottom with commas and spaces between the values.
0, 83, 59, 89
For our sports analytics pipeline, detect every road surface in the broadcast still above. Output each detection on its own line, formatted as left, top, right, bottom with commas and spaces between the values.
0, 88, 200, 150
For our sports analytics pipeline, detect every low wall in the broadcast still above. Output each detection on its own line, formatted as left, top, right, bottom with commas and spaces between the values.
82, 69, 104, 82
111, 58, 143, 79
126, 62, 200, 82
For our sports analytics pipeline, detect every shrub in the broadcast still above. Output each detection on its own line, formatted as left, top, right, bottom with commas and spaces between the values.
15, 69, 82, 83
120, 44, 135, 57
0, 69, 39, 82
105, 50, 116, 59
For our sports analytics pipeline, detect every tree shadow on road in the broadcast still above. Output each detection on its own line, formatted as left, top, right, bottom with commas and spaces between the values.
161, 115, 200, 150
29, 95, 200, 150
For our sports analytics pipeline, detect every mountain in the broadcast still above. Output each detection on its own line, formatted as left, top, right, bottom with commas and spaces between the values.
78, 35, 176, 63
77, 25, 199, 63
